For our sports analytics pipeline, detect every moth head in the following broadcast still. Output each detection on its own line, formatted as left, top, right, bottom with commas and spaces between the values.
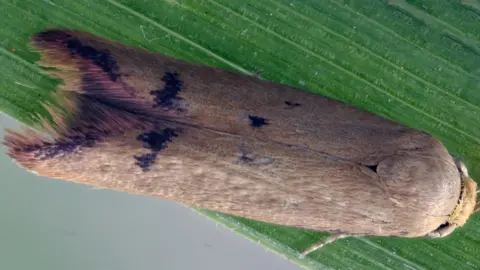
426, 159, 477, 238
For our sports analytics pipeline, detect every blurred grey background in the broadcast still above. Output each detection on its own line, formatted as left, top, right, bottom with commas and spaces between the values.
0, 114, 300, 270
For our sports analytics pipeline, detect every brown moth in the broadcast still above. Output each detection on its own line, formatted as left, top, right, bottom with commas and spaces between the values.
3, 29, 478, 257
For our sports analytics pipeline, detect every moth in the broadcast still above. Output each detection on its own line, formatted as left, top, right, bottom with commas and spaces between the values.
3, 29, 478, 257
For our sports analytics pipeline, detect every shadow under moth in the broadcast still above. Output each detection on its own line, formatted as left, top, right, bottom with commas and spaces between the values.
3, 29, 478, 257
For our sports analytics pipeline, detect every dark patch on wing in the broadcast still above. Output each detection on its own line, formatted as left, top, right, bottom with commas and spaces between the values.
134, 153, 158, 171
34, 29, 71, 43
237, 149, 273, 166
23, 133, 98, 160
285, 101, 301, 109
33, 30, 119, 81
366, 164, 378, 173
239, 153, 255, 164
248, 115, 269, 128
66, 38, 119, 81
134, 128, 179, 171
137, 129, 178, 152
151, 72, 184, 110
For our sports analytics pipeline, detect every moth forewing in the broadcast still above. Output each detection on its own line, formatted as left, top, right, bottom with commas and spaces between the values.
3, 29, 477, 257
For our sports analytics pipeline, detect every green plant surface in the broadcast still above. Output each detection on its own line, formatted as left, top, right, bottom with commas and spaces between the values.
1, 0, 480, 269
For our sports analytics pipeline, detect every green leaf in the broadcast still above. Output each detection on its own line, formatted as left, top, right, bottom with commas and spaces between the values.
1, 0, 480, 269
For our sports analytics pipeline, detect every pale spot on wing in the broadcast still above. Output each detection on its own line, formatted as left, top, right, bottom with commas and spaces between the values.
389, 198, 404, 207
